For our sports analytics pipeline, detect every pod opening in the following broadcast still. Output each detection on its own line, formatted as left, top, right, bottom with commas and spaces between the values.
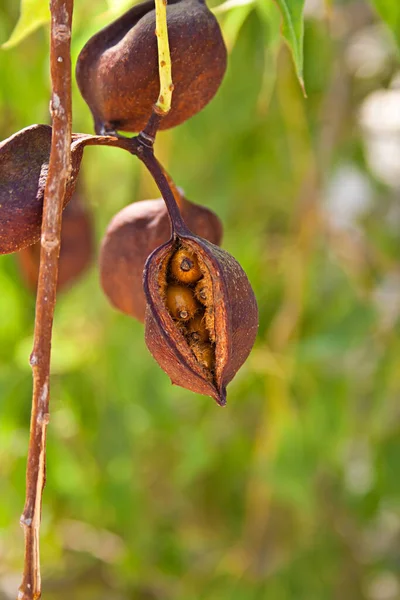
158, 242, 217, 382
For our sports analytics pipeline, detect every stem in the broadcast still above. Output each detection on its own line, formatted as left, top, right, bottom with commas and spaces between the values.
133, 141, 188, 236
18, 2, 73, 599
71, 133, 187, 229
154, 0, 173, 115
162, 167, 185, 211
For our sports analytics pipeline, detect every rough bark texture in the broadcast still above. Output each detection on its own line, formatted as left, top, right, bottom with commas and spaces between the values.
18, 2, 74, 599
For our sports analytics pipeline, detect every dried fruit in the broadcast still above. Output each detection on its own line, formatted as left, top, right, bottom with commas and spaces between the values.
0, 124, 84, 255
18, 192, 93, 292
144, 232, 258, 405
99, 196, 223, 322
76, 0, 227, 133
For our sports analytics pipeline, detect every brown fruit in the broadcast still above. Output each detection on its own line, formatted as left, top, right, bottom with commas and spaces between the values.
144, 235, 258, 405
99, 196, 223, 322
0, 124, 84, 255
18, 192, 93, 293
76, 0, 227, 134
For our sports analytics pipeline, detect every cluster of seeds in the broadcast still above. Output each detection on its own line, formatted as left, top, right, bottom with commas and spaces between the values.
163, 245, 216, 378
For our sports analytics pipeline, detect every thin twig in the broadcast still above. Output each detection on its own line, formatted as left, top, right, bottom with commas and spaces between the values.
18, 2, 74, 599
134, 143, 187, 235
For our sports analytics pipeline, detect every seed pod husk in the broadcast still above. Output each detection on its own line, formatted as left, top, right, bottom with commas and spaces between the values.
0, 124, 84, 255
99, 197, 223, 322
143, 232, 258, 406
76, 0, 227, 133
18, 192, 93, 292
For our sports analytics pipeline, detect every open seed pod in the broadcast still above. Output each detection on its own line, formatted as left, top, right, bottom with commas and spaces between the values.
18, 191, 93, 293
100, 196, 222, 322
76, 0, 227, 133
0, 125, 84, 254
143, 222, 258, 406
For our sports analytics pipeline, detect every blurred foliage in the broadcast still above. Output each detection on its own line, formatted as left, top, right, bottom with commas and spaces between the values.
1, 1, 400, 599
369, 0, 400, 48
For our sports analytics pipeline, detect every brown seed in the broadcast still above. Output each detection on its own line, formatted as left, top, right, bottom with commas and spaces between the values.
144, 233, 258, 405
195, 272, 212, 305
186, 314, 209, 344
0, 124, 84, 255
170, 248, 202, 283
76, 0, 227, 133
166, 285, 198, 321
99, 196, 223, 322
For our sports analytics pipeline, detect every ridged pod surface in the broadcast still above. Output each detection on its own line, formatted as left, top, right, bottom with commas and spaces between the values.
0, 125, 83, 254
144, 232, 258, 405
100, 197, 222, 322
76, 0, 227, 133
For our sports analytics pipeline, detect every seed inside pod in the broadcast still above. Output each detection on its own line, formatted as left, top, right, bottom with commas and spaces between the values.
195, 273, 212, 305
144, 232, 258, 405
166, 285, 199, 321
185, 314, 209, 344
170, 248, 202, 284
158, 244, 216, 379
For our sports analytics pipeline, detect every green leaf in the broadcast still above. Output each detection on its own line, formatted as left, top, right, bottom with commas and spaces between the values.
369, 0, 400, 49
2, 0, 50, 49
256, 0, 281, 112
274, 0, 306, 94
216, 0, 256, 52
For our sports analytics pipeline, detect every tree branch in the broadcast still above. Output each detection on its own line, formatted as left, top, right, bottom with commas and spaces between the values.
18, 2, 74, 599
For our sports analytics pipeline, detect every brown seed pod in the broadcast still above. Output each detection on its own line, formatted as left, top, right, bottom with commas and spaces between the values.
0, 124, 84, 255
99, 196, 223, 322
144, 233, 258, 406
76, 0, 227, 133
170, 247, 202, 284
18, 192, 93, 293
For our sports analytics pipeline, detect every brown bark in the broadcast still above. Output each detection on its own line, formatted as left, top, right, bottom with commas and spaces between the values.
18, 2, 74, 598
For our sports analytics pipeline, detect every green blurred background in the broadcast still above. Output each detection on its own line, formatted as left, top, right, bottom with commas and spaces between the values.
1, 0, 400, 598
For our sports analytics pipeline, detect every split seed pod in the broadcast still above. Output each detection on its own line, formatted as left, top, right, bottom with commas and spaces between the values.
0, 125, 84, 255
143, 213, 258, 406
76, 0, 227, 133
99, 196, 223, 322
18, 191, 93, 292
